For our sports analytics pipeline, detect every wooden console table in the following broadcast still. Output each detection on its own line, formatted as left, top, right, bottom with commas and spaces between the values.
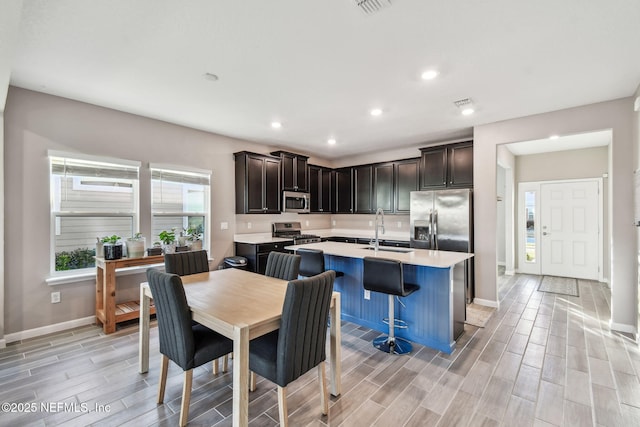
95, 255, 164, 334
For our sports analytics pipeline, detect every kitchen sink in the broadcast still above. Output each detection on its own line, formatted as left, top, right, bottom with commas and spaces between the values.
361, 246, 414, 253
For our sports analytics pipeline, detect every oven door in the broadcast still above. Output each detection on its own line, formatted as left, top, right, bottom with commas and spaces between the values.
283, 191, 310, 213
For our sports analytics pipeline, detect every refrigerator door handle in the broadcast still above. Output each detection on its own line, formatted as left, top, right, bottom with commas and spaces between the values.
433, 209, 438, 250
427, 209, 433, 247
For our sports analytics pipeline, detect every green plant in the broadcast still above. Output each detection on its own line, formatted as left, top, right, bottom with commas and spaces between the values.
184, 225, 203, 241
129, 232, 144, 241
158, 229, 176, 245
101, 235, 121, 244
55, 247, 96, 271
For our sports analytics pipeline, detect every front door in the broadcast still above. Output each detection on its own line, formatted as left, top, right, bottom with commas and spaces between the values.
540, 181, 599, 279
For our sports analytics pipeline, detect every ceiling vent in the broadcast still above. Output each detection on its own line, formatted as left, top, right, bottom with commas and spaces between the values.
354, 0, 392, 14
453, 98, 473, 108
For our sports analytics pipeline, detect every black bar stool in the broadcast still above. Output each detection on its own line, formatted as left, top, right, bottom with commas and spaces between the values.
362, 256, 419, 355
297, 248, 344, 278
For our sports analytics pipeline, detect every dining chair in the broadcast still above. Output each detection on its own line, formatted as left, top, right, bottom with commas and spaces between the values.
249, 270, 336, 427
164, 249, 229, 374
146, 269, 233, 427
164, 250, 209, 276
264, 251, 301, 281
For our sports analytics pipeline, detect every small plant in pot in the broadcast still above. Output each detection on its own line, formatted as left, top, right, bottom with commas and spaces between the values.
185, 226, 203, 251
159, 229, 177, 254
102, 235, 123, 260
147, 241, 163, 256
126, 232, 146, 258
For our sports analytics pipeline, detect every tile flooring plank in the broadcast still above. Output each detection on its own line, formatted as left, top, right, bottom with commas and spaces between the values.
475, 376, 514, 422
534, 380, 564, 425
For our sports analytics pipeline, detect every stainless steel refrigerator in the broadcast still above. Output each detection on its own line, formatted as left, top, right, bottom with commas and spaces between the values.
410, 189, 474, 302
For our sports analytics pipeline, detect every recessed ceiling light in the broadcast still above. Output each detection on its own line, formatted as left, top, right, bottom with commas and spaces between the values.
421, 70, 439, 80
461, 107, 475, 116
549, 135, 559, 140
271, 122, 282, 129
203, 72, 219, 81
454, 98, 475, 116
328, 138, 337, 145
370, 108, 383, 116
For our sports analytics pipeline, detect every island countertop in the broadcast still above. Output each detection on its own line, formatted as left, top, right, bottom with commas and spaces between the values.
286, 241, 473, 268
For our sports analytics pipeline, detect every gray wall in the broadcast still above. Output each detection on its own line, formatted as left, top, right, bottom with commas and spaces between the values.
475, 98, 636, 334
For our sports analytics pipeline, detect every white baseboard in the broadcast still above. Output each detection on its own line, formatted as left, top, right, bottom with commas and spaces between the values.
473, 298, 499, 308
504, 269, 516, 276
497, 261, 506, 266
4, 316, 95, 344
609, 320, 638, 338
0, 338, 6, 349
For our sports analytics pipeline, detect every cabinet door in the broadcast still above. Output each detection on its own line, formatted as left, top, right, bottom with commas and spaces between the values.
295, 156, 308, 192
395, 158, 419, 213
420, 147, 447, 189
246, 155, 267, 213
308, 165, 321, 212
374, 162, 394, 213
448, 142, 473, 188
263, 157, 281, 213
320, 168, 332, 213
334, 168, 353, 213
354, 165, 373, 213
280, 152, 296, 191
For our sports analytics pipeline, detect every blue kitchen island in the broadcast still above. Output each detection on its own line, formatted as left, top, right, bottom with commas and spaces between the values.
287, 242, 473, 354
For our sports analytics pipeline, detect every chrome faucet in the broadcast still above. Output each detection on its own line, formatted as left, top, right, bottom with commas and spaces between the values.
374, 208, 385, 251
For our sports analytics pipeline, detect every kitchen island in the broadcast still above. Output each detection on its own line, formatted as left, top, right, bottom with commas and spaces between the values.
287, 242, 473, 353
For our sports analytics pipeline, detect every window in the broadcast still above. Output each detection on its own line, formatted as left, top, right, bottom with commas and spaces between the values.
150, 165, 210, 249
50, 151, 140, 273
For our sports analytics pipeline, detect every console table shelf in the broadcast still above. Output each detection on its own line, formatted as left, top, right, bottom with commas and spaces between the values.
95, 255, 164, 334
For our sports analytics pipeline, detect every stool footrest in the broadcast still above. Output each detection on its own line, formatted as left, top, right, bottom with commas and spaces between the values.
382, 317, 409, 330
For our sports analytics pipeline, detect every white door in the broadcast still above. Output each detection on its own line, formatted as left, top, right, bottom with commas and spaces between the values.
540, 181, 599, 279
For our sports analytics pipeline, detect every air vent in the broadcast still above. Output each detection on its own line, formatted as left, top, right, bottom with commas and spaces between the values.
354, 0, 392, 14
453, 98, 473, 108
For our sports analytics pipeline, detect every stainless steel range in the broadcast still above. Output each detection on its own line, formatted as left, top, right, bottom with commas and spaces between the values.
272, 222, 321, 244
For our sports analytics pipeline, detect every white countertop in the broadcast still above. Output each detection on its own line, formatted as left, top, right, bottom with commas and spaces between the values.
234, 228, 410, 245
286, 241, 473, 268
233, 233, 294, 244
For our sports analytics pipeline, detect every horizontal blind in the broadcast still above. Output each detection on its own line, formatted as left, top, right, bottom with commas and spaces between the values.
51, 156, 139, 180
151, 168, 210, 185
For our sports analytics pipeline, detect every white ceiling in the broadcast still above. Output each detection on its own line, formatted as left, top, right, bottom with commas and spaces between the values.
4, 0, 640, 159
505, 130, 611, 156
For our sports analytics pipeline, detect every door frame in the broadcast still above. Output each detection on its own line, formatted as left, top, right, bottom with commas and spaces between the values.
517, 178, 603, 282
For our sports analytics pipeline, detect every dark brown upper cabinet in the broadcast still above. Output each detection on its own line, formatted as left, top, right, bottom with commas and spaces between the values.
234, 151, 281, 214
333, 167, 353, 213
394, 158, 419, 213
354, 165, 373, 213
420, 141, 473, 189
308, 164, 332, 213
271, 151, 309, 192
373, 162, 394, 213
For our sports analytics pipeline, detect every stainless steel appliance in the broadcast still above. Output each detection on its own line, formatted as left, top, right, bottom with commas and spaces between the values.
272, 221, 321, 244
282, 191, 310, 213
410, 189, 474, 302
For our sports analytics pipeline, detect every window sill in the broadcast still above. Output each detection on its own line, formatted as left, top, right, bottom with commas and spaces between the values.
46, 263, 165, 286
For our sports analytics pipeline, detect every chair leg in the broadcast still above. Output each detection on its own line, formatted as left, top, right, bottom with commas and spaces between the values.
179, 369, 193, 427
212, 358, 219, 375
318, 361, 328, 415
249, 371, 256, 392
157, 354, 169, 404
222, 353, 229, 373
277, 385, 288, 427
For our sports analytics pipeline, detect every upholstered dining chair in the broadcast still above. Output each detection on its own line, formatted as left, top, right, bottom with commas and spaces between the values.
249, 270, 336, 427
264, 251, 301, 281
146, 269, 233, 427
164, 249, 229, 374
164, 250, 209, 276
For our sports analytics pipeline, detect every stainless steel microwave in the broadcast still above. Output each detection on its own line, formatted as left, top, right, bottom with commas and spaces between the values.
282, 191, 310, 213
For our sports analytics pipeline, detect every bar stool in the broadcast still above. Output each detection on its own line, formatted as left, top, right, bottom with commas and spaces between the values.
362, 256, 419, 355
297, 248, 344, 278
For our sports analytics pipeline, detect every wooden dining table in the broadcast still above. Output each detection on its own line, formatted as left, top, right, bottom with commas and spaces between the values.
138, 268, 342, 427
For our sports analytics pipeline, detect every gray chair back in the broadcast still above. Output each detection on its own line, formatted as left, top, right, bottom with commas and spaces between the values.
146, 269, 195, 370
264, 252, 301, 281
164, 250, 209, 276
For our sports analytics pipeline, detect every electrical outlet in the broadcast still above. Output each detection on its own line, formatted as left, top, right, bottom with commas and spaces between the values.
305, 220, 309, 226
368, 220, 373, 226
332, 220, 336, 226
364, 290, 370, 300
51, 291, 61, 304
247, 222, 252, 229
220, 221, 228, 230
397, 221, 402, 228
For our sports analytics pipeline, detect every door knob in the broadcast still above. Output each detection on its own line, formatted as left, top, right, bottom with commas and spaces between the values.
543, 232, 550, 236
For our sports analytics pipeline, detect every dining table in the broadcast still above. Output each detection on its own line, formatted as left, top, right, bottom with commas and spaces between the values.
138, 267, 342, 427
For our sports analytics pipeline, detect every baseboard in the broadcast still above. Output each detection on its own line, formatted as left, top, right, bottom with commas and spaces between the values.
504, 269, 516, 276
609, 320, 638, 337
473, 298, 499, 308
4, 316, 95, 344
0, 338, 6, 349
497, 261, 506, 266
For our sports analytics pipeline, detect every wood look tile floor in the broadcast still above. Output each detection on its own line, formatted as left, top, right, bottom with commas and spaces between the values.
2, 274, 640, 426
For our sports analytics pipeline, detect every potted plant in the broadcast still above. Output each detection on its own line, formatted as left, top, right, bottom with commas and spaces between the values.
126, 232, 146, 258
102, 235, 123, 260
159, 229, 177, 254
185, 225, 203, 251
